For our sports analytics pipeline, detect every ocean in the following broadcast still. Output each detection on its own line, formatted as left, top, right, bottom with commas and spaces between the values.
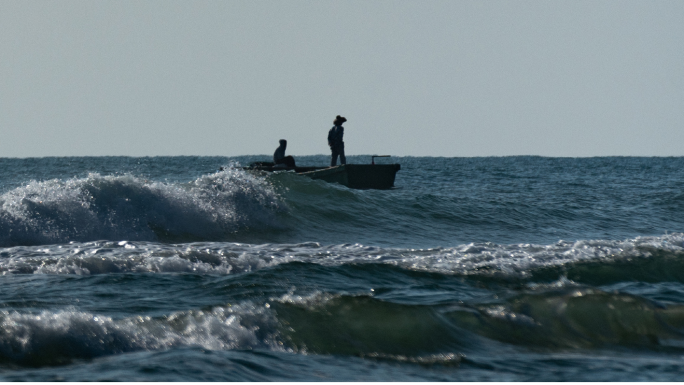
0, 155, 683, 381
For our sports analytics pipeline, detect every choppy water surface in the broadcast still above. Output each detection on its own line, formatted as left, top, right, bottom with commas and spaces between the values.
0, 156, 683, 381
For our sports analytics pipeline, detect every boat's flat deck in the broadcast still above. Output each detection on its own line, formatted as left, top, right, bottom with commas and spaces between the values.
243, 162, 400, 189
244, 163, 328, 173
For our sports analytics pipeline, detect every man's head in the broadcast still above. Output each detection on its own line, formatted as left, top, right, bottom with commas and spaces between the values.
334, 115, 347, 125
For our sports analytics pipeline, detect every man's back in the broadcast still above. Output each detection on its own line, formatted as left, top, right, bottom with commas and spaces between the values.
328, 125, 344, 146
273, 140, 287, 163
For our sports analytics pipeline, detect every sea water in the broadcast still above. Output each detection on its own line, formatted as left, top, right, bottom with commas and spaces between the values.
0, 155, 683, 381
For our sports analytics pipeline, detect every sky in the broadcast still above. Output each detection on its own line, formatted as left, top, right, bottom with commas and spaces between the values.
1, 0, 683, 158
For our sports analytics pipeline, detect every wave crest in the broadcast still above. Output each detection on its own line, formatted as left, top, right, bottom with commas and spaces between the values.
0, 303, 280, 366
0, 167, 284, 247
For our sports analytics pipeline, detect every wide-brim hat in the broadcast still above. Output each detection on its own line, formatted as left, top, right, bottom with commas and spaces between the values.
334, 115, 347, 124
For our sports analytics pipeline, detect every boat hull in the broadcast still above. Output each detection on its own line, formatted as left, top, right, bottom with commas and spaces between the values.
298, 164, 400, 189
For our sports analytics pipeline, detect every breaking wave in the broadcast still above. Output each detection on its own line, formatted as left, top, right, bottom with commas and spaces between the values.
0, 303, 280, 366
4, 285, 684, 367
0, 167, 284, 247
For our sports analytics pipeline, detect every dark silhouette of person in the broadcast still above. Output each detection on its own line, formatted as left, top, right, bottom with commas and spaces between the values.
328, 115, 347, 166
273, 139, 296, 167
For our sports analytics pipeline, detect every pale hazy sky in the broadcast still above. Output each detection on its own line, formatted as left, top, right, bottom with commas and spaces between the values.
1, 0, 682, 157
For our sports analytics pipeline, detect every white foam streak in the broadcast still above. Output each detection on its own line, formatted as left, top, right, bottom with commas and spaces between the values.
379, 234, 684, 275
1, 234, 682, 277
0, 241, 282, 275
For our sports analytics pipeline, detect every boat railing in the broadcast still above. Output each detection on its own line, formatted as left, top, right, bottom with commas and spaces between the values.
371, 155, 391, 165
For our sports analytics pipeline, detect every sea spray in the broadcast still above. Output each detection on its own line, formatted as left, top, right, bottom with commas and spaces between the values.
0, 303, 282, 366
0, 167, 284, 247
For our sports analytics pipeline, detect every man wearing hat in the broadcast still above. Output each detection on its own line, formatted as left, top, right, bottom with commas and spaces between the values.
327, 115, 347, 166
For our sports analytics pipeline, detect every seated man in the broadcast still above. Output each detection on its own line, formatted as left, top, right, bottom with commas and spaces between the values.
273, 139, 296, 167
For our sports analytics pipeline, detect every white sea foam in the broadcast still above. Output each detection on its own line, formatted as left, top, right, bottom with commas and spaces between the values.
1, 234, 682, 277
0, 241, 278, 275
0, 167, 284, 247
0, 303, 284, 363
402, 233, 684, 276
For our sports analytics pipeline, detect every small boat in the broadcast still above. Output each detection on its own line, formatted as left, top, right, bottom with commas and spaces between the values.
245, 156, 401, 189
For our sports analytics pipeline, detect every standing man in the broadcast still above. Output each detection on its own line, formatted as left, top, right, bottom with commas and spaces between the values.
328, 115, 347, 166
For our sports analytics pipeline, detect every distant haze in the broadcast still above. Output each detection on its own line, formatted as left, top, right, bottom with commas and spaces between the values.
1, 0, 682, 157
